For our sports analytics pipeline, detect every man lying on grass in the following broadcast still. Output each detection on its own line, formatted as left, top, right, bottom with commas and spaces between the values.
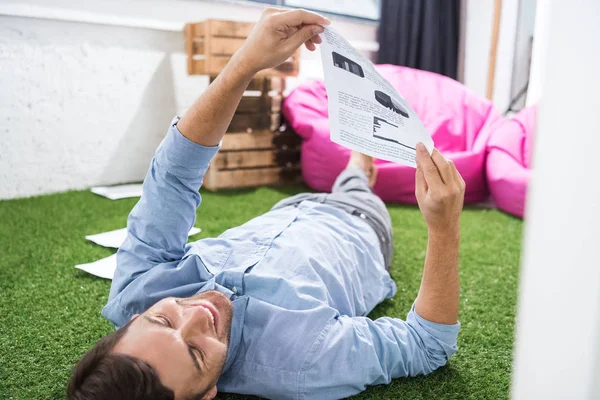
68, 8, 465, 400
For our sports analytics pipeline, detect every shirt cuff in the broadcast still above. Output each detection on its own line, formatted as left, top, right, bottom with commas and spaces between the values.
408, 304, 460, 349
155, 117, 221, 179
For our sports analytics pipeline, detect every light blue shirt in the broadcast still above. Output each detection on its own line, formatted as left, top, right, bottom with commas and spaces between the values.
102, 118, 460, 400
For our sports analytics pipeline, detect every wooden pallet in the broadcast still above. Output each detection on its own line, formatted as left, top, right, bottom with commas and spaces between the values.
185, 20, 300, 76
203, 124, 302, 191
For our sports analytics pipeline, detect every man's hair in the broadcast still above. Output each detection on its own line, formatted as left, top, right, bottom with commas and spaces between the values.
67, 320, 174, 400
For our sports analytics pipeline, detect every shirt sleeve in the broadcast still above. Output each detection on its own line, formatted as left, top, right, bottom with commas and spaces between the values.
301, 305, 460, 399
108, 117, 220, 302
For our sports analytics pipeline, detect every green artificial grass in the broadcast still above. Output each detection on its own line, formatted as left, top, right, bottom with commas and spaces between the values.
0, 185, 523, 400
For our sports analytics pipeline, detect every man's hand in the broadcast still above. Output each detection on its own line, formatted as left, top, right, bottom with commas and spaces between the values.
236, 8, 330, 74
415, 143, 465, 235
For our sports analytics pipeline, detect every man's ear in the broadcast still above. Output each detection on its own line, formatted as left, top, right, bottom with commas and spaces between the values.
130, 314, 140, 321
202, 386, 217, 400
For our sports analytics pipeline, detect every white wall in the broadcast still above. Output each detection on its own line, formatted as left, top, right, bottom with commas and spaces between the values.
463, 0, 522, 111
0, 0, 377, 199
511, 1, 600, 398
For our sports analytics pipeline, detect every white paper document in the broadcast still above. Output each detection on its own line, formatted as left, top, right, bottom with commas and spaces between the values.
91, 184, 144, 200
85, 227, 201, 249
75, 254, 117, 280
319, 26, 434, 167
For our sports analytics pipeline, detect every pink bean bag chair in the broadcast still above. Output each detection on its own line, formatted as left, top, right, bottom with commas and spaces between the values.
486, 106, 538, 218
283, 65, 503, 204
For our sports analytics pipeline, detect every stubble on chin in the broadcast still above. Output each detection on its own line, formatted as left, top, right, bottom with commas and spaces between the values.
183, 290, 233, 343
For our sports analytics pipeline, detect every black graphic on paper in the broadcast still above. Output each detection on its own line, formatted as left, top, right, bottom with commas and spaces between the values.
332, 52, 365, 77
373, 117, 415, 150
374, 90, 410, 118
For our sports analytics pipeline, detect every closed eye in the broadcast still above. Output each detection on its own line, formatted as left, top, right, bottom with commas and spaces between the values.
189, 344, 206, 365
187, 344, 204, 372
142, 315, 205, 372
157, 316, 173, 328
144, 314, 173, 328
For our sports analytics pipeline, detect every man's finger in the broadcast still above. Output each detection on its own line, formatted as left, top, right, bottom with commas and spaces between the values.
450, 161, 466, 191
288, 25, 323, 51
415, 165, 427, 201
305, 39, 316, 51
277, 9, 331, 27
431, 149, 453, 185
416, 142, 443, 188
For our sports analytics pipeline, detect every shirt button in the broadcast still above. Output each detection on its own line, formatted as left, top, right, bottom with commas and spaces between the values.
232, 286, 238, 294
360, 213, 366, 219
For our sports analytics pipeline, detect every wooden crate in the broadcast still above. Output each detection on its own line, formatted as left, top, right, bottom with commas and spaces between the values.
203, 119, 302, 191
185, 20, 300, 76
203, 144, 302, 191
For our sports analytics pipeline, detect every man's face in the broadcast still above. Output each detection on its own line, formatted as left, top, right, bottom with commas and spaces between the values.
113, 290, 233, 400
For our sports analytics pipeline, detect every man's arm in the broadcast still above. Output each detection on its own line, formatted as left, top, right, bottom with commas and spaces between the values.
301, 145, 465, 398
414, 142, 465, 324
302, 313, 460, 398
109, 8, 330, 299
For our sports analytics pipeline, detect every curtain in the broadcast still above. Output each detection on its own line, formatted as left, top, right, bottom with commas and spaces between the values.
377, 0, 460, 80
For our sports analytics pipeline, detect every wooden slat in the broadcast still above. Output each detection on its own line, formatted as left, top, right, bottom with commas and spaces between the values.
227, 113, 280, 132
191, 39, 205, 55
246, 76, 285, 92
237, 95, 282, 113
214, 150, 276, 169
203, 167, 281, 191
184, 22, 206, 38
221, 130, 274, 151
210, 37, 246, 55
185, 24, 194, 74
228, 113, 268, 132
237, 97, 263, 114
208, 20, 254, 38
189, 59, 206, 75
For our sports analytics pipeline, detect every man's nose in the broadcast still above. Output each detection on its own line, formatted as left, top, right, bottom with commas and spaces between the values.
180, 306, 213, 336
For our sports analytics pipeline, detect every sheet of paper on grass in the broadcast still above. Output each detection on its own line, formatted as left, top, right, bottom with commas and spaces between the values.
75, 254, 117, 280
91, 184, 143, 200
85, 227, 201, 249
78, 227, 201, 279
319, 26, 434, 167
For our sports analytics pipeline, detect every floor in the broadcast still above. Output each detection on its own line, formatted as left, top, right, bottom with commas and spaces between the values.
0, 184, 523, 399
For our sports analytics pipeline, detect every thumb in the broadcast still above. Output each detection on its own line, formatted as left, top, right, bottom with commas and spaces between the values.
287, 24, 323, 51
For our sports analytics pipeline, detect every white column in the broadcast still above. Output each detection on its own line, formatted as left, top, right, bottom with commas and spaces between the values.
512, 1, 600, 399
525, 0, 549, 106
